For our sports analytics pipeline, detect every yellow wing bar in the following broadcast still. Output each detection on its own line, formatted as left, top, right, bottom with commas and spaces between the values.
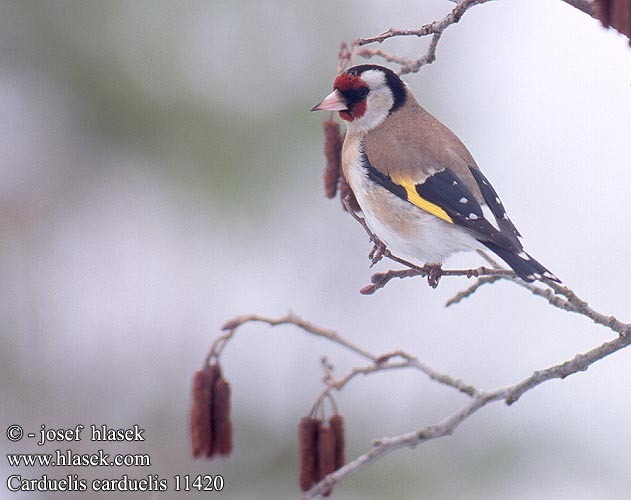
394, 177, 454, 224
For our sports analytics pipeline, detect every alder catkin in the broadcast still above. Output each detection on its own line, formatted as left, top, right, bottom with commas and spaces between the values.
213, 377, 233, 456
190, 364, 220, 458
317, 423, 336, 497
595, 0, 611, 26
329, 414, 345, 470
299, 417, 319, 491
594, 0, 631, 43
323, 119, 343, 199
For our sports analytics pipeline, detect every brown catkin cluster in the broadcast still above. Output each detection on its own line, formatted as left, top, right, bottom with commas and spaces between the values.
595, 0, 631, 43
323, 119, 343, 199
299, 414, 346, 495
190, 364, 233, 459
322, 118, 361, 212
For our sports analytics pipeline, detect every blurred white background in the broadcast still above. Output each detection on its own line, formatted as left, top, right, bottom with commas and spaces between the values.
2, 1, 631, 499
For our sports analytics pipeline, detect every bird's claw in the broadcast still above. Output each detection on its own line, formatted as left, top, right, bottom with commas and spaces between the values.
369, 243, 386, 267
425, 264, 442, 289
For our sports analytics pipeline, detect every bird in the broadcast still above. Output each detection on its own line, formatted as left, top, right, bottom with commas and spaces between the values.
311, 64, 559, 283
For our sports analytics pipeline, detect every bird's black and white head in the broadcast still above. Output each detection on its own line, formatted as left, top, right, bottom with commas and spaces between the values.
311, 65, 407, 132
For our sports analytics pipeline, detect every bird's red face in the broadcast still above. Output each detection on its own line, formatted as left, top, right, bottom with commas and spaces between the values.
312, 65, 406, 131
332, 73, 369, 122
311, 72, 369, 122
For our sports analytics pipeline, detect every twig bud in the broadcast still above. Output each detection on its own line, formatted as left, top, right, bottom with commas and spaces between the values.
359, 284, 378, 295
221, 318, 239, 331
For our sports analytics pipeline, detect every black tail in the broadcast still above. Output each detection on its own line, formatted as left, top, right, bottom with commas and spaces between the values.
479, 240, 560, 283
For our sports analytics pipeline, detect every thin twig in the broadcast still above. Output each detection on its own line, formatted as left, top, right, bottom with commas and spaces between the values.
353, 0, 596, 74
217, 313, 482, 398
364, 266, 515, 295
515, 280, 630, 335
326, 356, 479, 398
445, 275, 503, 306
219, 312, 375, 362
355, 0, 494, 74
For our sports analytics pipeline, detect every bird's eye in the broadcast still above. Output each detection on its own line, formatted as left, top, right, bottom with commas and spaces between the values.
340, 86, 369, 104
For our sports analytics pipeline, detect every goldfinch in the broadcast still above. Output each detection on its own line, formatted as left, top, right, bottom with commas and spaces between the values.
312, 64, 559, 283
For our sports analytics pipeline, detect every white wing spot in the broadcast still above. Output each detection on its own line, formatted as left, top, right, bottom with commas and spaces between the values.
503, 213, 509, 220
459, 197, 468, 204
452, 180, 458, 186
481, 204, 500, 231
468, 213, 479, 220
518, 251, 531, 261
495, 197, 501, 205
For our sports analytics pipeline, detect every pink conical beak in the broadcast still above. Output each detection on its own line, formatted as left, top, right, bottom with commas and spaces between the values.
310, 90, 348, 112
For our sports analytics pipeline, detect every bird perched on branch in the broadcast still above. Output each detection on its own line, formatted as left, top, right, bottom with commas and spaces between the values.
312, 64, 559, 283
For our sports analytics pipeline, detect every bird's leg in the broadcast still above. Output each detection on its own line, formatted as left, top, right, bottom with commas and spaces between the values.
424, 264, 443, 289
368, 241, 387, 267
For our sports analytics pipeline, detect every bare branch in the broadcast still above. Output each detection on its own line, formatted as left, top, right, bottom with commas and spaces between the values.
355, 0, 491, 45
364, 266, 515, 295
215, 299, 629, 500
517, 280, 630, 335
214, 279, 630, 499
219, 312, 376, 362
445, 275, 503, 306
304, 328, 631, 498
352, 0, 599, 74
326, 354, 479, 399
218, 312, 481, 398
354, 0, 493, 74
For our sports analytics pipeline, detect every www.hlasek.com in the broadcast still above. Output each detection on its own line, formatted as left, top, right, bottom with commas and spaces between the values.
8, 449, 151, 468
5, 424, 224, 493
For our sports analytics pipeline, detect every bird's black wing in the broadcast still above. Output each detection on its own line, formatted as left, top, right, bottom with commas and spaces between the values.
363, 155, 520, 252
